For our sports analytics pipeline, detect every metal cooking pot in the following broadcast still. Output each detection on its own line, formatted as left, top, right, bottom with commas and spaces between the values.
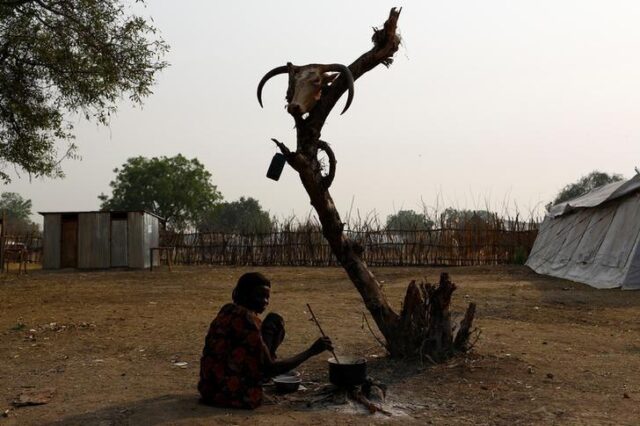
328, 356, 367, 387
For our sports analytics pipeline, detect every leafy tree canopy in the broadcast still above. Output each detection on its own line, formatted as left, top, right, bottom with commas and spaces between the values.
439, 208, 496, 228
0, 0, 168, 182
385, 210, 434, 231
200, 197, 272, 234
0, 191, 38, 233
547, 170, 624, 210
99, 155, 222, 231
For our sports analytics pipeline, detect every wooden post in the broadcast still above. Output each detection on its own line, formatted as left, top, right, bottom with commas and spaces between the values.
149, 247, 172, 272
19, 248, 27, 275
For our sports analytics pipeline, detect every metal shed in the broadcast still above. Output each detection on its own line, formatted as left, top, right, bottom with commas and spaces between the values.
39, 211, 163, 270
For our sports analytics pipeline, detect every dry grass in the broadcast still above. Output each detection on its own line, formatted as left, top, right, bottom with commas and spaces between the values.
1, 266, 639, 425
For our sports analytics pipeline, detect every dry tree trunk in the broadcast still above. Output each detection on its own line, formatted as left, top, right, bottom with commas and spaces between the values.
270, 8, 476, 360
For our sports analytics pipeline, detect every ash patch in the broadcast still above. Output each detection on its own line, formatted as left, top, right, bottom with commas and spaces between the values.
266, 377, 413, 418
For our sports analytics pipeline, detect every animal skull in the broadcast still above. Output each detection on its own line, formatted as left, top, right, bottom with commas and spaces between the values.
257, 62, 354, 116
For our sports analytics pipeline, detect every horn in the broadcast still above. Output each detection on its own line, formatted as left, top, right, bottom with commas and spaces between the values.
324, 64, 354, 114
257, 65, 289, 108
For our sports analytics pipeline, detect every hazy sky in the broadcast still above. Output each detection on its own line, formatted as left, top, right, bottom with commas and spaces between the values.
6, 1, 640, 225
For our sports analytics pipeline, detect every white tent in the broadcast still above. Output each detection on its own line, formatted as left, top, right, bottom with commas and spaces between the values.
526, 174, 640, 289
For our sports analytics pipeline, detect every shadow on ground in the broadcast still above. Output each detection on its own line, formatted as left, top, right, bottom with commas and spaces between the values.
45, 394, 244, 426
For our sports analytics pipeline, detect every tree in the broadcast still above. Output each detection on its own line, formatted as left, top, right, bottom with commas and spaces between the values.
439, 208, 495, 228
0, 192, 38, 233
386, 210, 433, 230
200, 197, 272, 234
547, 171, 624, 210
99, 155, 222, 231
258, 9, 475, 361
0, 1, 168, 182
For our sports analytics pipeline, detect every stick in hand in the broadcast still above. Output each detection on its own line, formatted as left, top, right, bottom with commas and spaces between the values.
306, 303, 340, 364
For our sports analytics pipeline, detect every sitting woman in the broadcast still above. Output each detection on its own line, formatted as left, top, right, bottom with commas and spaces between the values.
198, 272, 333, 409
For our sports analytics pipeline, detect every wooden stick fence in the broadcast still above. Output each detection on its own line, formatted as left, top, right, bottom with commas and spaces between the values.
0, 220, 539, 269
1, 233, 42, 268
159, 225, 538, 267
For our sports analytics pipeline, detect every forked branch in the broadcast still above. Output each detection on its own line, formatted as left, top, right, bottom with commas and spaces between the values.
308, 7, 402, 128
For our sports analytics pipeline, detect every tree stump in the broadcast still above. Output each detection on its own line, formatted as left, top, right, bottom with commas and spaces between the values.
390, 273, 476, 360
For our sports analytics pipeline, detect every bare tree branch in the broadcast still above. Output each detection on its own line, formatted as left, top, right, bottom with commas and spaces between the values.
308, 7, 402, 129
317, 139, 336, 189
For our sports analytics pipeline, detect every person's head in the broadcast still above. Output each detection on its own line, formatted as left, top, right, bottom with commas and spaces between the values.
232, 272, 271, 313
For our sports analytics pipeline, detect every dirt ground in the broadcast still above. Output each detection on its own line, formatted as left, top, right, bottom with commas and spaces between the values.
1, 265, 639, 425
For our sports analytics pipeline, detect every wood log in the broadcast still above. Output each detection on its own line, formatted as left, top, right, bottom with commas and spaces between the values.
349, 388, 391, 416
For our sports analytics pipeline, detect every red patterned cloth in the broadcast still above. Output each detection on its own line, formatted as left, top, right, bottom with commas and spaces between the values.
198, 303, 269, 409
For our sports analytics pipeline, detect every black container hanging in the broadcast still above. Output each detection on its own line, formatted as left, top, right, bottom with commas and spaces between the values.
266, 153, 287, 181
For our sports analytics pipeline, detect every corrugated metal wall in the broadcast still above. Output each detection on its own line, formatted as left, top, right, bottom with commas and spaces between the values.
41, 211, 159, 270
110, 219, 128, 267
127, 212, 145, 268
143, 213, 160, 268
42, 214, 61, 269
78, 213, 111, 269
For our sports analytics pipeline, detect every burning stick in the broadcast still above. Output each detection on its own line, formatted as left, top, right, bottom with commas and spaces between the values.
350, 389, 392, 416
